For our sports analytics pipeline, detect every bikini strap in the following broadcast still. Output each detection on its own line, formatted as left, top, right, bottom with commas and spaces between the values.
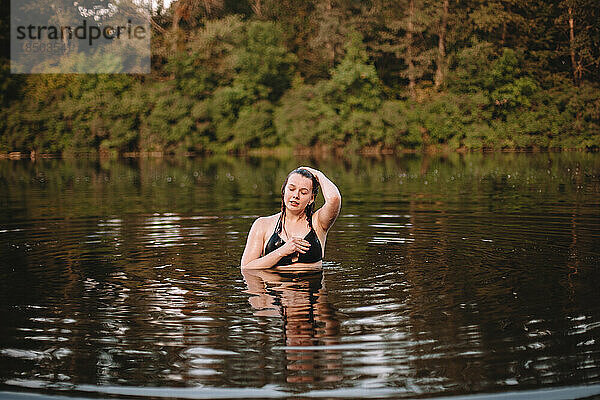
275, 212, 283, 234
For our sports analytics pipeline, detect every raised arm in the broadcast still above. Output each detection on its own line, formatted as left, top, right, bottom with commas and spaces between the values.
300, 167, 341, 232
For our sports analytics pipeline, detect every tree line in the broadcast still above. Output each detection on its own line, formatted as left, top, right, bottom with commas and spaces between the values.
1, 0, 599, 155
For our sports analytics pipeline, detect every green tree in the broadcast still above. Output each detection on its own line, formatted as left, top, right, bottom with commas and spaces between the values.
276, 32, 385, 148
368, 0, 436, 98
468, 0, 526, 49
558, 0, 600, 85
309, 0, 349, 70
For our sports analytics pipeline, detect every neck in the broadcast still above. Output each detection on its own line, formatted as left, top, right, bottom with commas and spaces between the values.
283, 209, 306, 224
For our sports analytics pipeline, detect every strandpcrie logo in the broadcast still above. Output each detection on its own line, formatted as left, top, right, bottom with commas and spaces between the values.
11, 0, 151, 74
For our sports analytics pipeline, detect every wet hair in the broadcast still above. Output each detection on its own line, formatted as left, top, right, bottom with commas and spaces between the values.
278, 168, 320, 234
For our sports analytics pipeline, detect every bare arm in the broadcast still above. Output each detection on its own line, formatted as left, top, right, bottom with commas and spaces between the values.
241, 217, 312, 270
240, 218, 282, 269
301, 167, 342, 232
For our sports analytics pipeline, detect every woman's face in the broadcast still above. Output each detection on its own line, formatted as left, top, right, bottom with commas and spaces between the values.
283, 173, 314, 212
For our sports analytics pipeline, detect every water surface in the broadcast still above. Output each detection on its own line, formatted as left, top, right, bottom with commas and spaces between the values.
1, 153, 599, 399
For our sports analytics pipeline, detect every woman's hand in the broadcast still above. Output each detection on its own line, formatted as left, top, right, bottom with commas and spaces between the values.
276, 236, 311, 257
299, 166, 319, 178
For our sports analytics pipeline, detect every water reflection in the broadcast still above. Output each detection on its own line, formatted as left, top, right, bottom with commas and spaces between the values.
1, 153, 600, 398
242, 268, 342, 384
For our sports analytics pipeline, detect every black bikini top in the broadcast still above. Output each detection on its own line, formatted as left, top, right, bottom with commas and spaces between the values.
264, 215, 323, 266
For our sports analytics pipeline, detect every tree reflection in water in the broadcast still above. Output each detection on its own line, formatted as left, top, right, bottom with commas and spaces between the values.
242, 268, 342, 384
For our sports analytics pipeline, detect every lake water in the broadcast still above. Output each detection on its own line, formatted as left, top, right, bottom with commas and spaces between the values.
1, 153, 600, 399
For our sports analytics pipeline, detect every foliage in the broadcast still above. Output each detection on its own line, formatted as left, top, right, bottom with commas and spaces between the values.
1, 0, 599, 155
275, 32, 390, 149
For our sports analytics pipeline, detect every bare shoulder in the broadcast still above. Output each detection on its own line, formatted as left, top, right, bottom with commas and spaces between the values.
251, 213, 280, 232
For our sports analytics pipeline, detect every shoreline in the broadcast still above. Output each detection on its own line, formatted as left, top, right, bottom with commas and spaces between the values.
0, 146, 597, 161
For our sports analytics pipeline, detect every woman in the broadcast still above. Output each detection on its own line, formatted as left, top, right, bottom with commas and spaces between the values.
241, 167, 341, 270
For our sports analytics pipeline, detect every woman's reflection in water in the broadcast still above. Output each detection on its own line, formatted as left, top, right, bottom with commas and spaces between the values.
242, 268, 342, 383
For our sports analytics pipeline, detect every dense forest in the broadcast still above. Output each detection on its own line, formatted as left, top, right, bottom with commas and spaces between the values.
1, 0, 600, 156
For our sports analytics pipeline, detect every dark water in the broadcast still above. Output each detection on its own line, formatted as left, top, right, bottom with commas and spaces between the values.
1, 153, 600, 399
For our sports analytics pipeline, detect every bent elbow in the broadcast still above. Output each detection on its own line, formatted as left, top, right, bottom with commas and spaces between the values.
240, 259, 264, 270
240, 257, 251, 269
241, 264, 264, 270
